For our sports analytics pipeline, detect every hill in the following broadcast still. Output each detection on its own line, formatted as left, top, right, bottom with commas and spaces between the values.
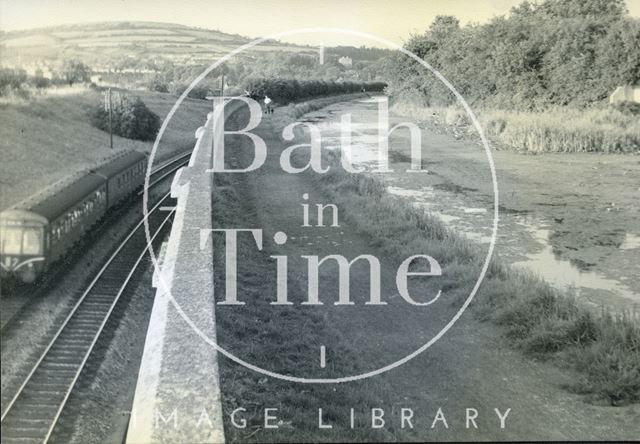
0, 21, 316, 69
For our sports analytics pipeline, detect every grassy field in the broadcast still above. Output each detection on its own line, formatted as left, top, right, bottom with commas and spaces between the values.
0, 21, 312, 67
302, 148, 640, 405
392, 102, 640, 154
0, 86, 211, 209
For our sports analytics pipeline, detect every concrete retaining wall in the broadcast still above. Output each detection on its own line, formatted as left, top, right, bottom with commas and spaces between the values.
126, 106, 225, 444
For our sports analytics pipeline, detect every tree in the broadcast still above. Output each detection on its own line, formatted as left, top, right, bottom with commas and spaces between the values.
384, 0, 640, 109
62, 59, 91, 86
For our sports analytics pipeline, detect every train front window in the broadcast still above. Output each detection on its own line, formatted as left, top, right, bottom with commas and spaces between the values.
22, 228, 42, 255
1, 227, 23, 254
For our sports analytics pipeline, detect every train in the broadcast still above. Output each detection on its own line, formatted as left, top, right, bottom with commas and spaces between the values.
0, 151, 147, 283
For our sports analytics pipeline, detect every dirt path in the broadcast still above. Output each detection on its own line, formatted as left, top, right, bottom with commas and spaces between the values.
213, 101, 639, 441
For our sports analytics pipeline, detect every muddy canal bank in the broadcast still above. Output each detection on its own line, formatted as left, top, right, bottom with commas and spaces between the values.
303, 97, 639, 312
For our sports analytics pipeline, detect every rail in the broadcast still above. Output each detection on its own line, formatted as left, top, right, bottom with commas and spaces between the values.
0, 194, 175, 444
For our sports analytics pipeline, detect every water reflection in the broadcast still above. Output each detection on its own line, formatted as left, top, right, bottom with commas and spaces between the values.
308, 98, 639, 309
512, 217, 637, 303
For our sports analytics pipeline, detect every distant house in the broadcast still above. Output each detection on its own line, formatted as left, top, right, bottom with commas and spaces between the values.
338, 56, 353, 68
34, 67, 53, 79
609, 85, 640, 104
90, 74, 103, 85
24, 63, 53, 79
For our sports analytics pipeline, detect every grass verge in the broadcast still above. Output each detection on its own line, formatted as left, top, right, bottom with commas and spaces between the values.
211, 174, 398, 443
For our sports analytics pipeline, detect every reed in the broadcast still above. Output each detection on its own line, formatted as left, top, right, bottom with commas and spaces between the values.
392, 102, 640, 153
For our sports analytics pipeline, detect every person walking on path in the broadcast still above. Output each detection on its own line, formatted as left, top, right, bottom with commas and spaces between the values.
264, 95, 273, 114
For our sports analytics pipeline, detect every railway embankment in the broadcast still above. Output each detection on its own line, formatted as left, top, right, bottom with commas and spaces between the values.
0, 87, 211, 210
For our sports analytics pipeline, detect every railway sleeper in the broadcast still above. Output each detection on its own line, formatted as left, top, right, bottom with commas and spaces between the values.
37, 361, 78, 370
23, 382, 69, 391
12, 394, 61, 407
1, 425, 50, 440
5, 417, 51, 428
74, 310, 110, 317
3, 405, 58, 420
1, 437, 47, 444
72, 312, 108, 320
69, 320, 103, 328
52, 342, 92, 350
41, 356, 83, 365
81, 300, 113, 306
55, 337, 92, 345
62, 326, 100, 334
86, 293, 121, 300
29, 374, 75, 384
20, 390, 65, 402
48, 346, 88, 355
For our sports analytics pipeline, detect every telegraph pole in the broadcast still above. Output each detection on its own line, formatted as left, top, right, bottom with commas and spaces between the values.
103, 88, 114, 149
108, 88, 113, 149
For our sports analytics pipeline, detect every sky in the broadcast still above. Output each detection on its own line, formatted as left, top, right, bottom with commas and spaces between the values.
1, 0, 640, 47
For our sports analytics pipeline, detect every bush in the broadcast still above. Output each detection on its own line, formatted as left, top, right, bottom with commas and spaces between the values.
148, 80, 169, 93
612, 101, 640, 116
32, 76, 51, 89
0, 68, 28, 96
170, 83, 210, 99
91, 95, 161, 141
242, 78, 386, 103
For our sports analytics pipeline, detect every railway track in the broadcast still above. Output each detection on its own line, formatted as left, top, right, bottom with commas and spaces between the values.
140, 149, 192, 193
0, 193, 175, 444
0, 150, 190, 333
1, 106, 242, 443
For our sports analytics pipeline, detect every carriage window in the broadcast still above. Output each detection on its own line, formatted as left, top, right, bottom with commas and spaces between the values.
1, 227, 22, 254
23, 228, 42, 255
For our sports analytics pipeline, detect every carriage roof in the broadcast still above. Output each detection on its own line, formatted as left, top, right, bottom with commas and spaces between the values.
92, 150, 147, 178
27, 174, 106, 222
0, 209, 48, 226
6, 150, 146, 223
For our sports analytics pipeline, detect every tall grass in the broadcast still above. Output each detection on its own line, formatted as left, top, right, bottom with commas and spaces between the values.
305, 148, 640, 404
483, 108, 640, 153
392, 101, 640, 153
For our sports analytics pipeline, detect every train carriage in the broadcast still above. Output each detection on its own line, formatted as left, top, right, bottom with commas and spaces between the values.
1, 150, 148, 284
93, 151, 147, 209
0, 210, 48, 283
35, 174, 108, 265
1, 174, 108, 283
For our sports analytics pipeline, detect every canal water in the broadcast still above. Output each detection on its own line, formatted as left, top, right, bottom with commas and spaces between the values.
300, 97, 639, 312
